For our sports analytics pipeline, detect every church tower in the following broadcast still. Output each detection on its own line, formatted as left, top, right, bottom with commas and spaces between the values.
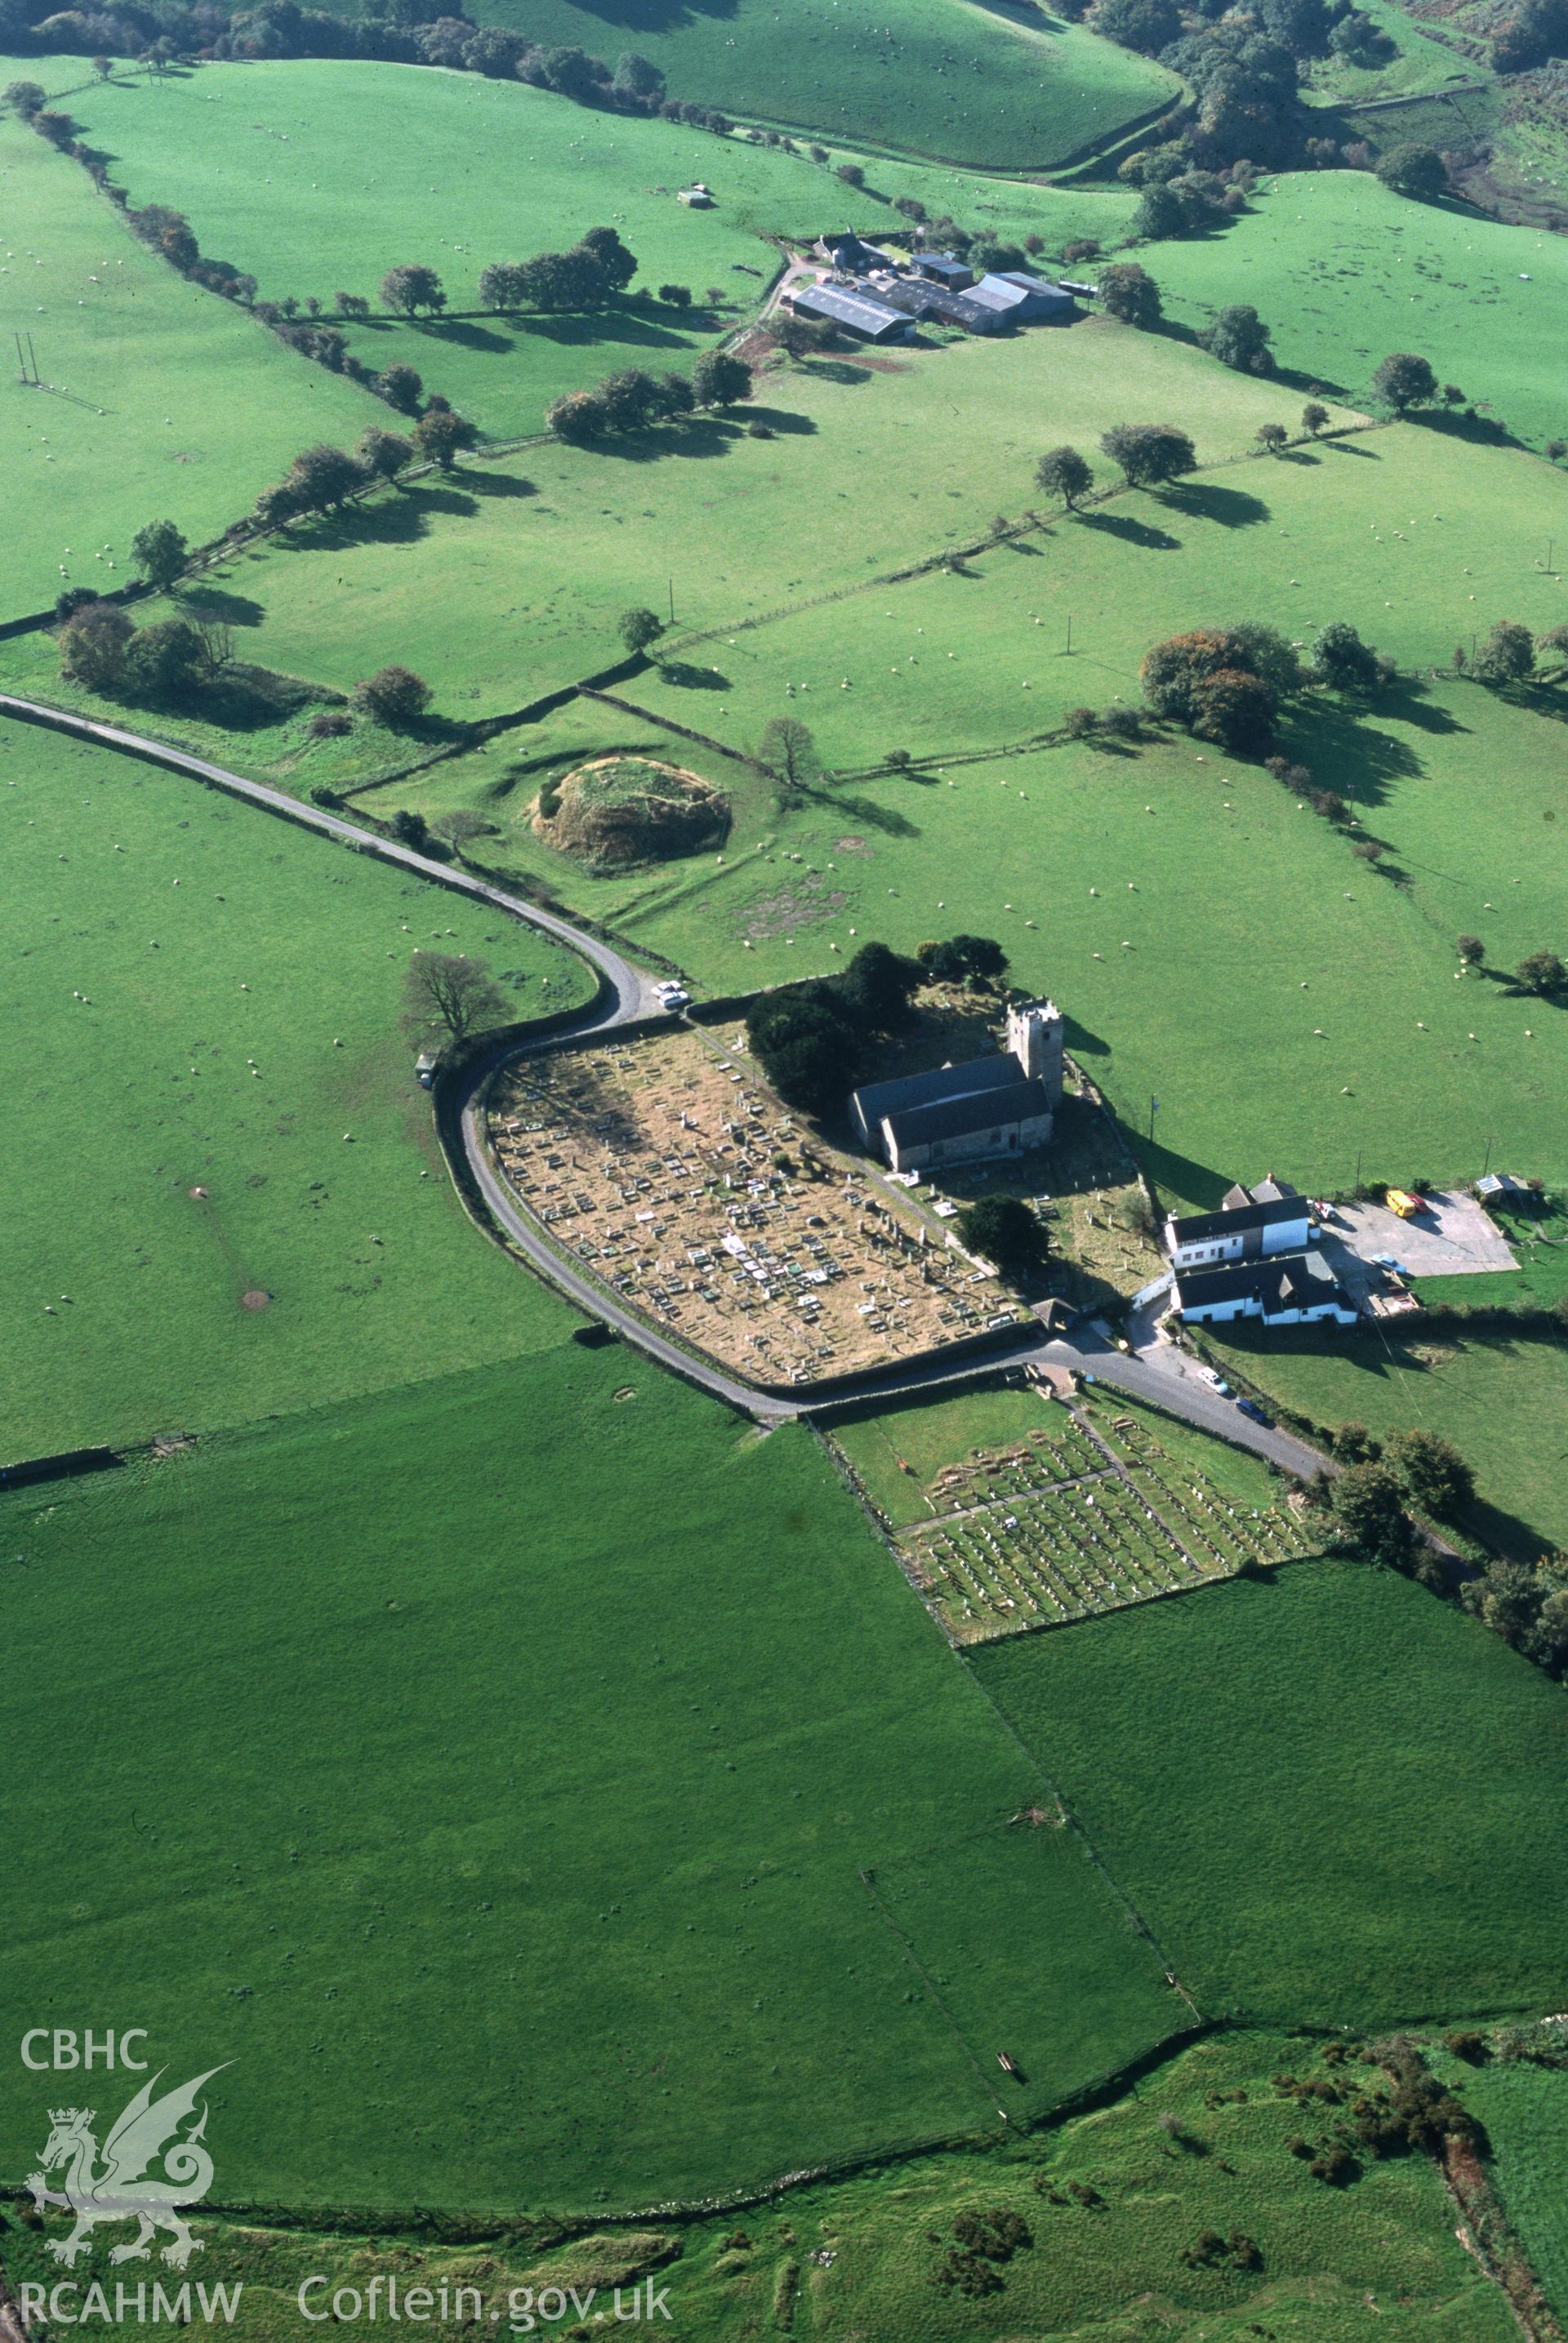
1005, 997, 1064, 1102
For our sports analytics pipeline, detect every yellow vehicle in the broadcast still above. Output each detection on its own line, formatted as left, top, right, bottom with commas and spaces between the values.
1386, 1188, 1428, 1220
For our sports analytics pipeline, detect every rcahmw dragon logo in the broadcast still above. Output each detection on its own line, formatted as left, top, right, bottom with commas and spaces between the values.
26, 2066, 230, 2270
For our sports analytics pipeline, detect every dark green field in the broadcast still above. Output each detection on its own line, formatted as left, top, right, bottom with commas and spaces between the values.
976, 1559, 1568, 2026
0, 1343, 1183, 2216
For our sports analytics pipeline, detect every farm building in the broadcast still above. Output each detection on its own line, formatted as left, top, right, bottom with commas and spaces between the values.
786, 282, 914, 344
1173, 1250, 1358, 1328
910, 252, 975, 291
871, 275, 1001, 335
818, 229, 895, 272
978, 270, 1078, 323
1164, 1178, 1311, 1271
849, 998, 1063, 1174
677, 184, 715, 208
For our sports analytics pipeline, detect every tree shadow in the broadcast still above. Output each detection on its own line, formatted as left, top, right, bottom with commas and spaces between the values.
1076, 510, 1181, 550
797, 358, 875, 387
414, 317, 512, 354
1275, 448, 1321, 465
1164, 479, 1270, 529
1276, 702, 1423, 811
180, 585, 266, 628
1419, 407, 1521, 452
658, 661, 728, 690
510, 309, 691, 354
259, 482, 479, 558
465, 469, 537, 497
1321, 438, 1380, 459
742, 404, 817, 434
814, 788, 919, 837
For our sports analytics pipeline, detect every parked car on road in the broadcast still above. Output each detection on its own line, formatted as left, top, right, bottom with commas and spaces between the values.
1199, 1367, 1232, 1395
1236, 1397, 1272, 1427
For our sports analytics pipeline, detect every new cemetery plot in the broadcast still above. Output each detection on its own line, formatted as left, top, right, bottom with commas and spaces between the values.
487, 1027, 1027, 1383
883, 1402, 1321, 1643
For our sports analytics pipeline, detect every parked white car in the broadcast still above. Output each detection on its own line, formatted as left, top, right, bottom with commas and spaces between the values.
1199, 1367, 1232, 1396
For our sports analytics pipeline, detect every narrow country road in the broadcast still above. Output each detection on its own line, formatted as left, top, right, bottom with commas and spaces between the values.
6, 690, 1338, 1483
0, 692, 664, 1023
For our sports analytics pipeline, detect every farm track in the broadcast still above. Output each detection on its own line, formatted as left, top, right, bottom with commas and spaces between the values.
5, 688, 1351, 1488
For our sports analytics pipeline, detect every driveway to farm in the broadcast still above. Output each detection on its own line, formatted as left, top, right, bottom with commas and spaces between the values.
5, 690, 1345, 1479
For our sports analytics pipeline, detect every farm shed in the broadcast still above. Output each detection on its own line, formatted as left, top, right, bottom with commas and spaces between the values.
871, 276, 1001, 335
910, 252, 975, 291
1173, 1250, 1357, 1328
988, 270, 1078, 323
678, 184, 715, 207
1165, 1178, 1311, 1271
786, 282, 914, 344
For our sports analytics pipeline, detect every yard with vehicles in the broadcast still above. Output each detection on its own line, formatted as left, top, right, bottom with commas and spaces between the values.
0, 716, 591, 1458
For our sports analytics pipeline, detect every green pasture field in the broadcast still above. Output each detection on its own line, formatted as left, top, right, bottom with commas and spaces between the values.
0, 1343, 1187, 2214
56, 62, 1138, 435
1144, 171, 1568, 450
0, 716, 593, 1459
1205, 1323, 1568, 1557
1427, 2056, 1568, 2322
376, 693, 1568, 1217
30, 316, 1333, 724
1304, 0, 1472, 103
296, 0, 1178, 171
0, 105, 380, 624
0, 2029, 1512, 2342
976, 1558, 1568, 2025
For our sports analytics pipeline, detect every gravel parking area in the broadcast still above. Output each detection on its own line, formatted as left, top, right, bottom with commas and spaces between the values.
1322, 1191, 1516, 1281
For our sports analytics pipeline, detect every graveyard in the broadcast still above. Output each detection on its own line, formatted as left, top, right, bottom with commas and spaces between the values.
883, 1393, 1323, 1644
487, 1023, 1027, 1383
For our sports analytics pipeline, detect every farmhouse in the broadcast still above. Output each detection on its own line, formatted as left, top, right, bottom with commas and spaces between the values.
1164, 1177, 1312, 1271
817, 229, 895, 272
849, 998, 1064, 1174
785, 282, 915, 345
1173, 1250, 1358, 1327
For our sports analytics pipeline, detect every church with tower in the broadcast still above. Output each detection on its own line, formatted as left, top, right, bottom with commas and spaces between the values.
847, 998, 1064, 1176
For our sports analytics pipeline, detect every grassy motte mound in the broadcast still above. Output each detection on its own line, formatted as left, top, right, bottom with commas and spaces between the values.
535, 755, 729, 871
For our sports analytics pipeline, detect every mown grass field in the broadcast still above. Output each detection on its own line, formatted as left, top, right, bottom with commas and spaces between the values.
0, 717, 592, 1459
1301, 0, 1472, 103
1206, 1322, 1568, 1557
0, 1343, 1188, 2215
1145, 171, 1568, 449
56, 62, 1138, 436
977, 1558, 1568, 2025
301, 0, 1178, 170
0, 105, 380, 621
0, 2029, 1515, 2342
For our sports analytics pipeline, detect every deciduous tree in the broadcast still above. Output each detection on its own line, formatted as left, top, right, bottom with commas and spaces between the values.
354, 665, 432, 727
